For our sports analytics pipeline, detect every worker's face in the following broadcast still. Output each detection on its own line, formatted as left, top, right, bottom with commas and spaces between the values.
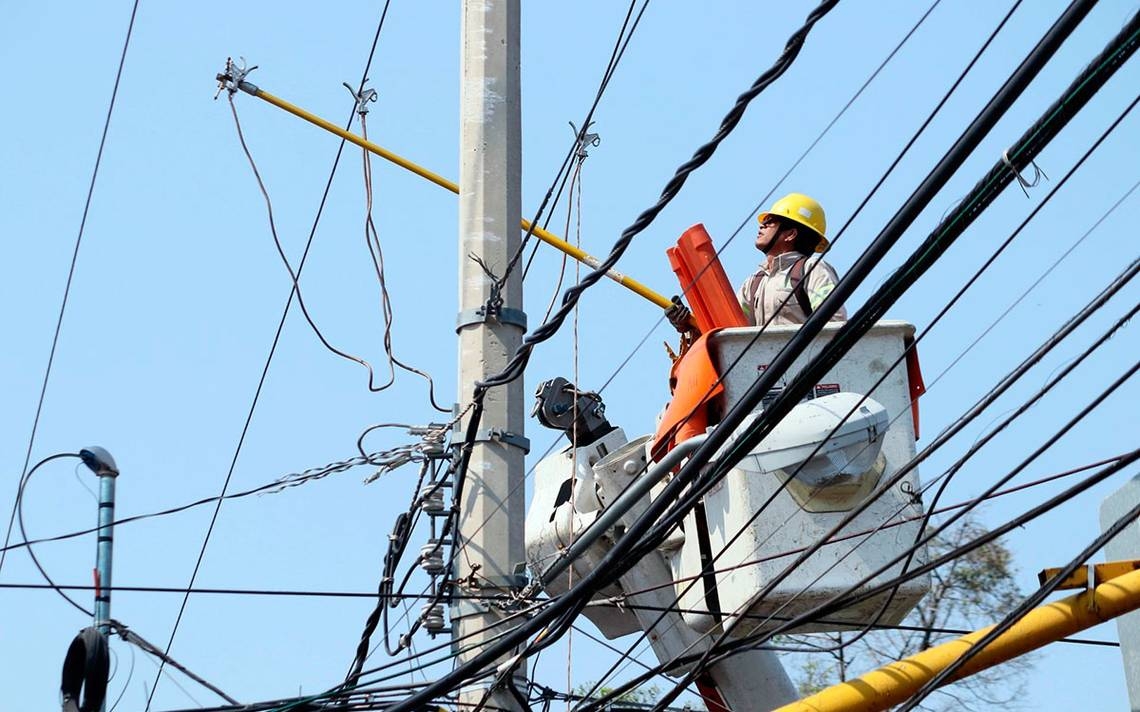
756, 217, 794, 254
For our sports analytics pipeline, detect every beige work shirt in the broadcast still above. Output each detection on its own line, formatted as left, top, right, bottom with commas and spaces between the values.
738, 252, 847, 326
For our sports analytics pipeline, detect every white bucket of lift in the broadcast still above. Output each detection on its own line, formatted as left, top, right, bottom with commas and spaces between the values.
667, 321, 930, 636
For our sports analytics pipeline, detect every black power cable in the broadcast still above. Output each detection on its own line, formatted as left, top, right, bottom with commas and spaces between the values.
645, 96, 1140, 690
660, 23, 1140, 699
0, 0, 141, 577
899, 496, 1140, 709
595, 2, 1112, 703
16, 453, 89, 616
593, 448, 1140, 704
386, 3, 1108, 708
436, 1, 845, 694
146, 10, 399, 710
637, 0, 1106, 563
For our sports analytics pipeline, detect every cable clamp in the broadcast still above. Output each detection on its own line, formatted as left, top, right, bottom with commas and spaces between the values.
342, 82, 378, 116
455, 306, 527, 333
471, 428, 531, 454
1001, 148, 1048, 198
569, 120, 601, 160
214, 56, 259, 99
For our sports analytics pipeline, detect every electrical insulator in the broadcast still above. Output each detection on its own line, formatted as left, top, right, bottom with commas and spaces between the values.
420, 540, 446, 575
421, 603, 447, 635
420, 484, 446, 516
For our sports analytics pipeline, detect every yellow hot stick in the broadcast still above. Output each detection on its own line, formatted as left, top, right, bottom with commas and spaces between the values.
236, 80, 675, 311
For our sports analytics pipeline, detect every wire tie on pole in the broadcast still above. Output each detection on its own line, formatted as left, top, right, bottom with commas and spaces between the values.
1002, 147, 1048, 198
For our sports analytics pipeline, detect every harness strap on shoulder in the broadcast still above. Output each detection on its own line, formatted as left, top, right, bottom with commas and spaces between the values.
789, 255, 813, 316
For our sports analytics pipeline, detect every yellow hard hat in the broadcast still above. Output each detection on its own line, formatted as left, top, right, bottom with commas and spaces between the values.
757, 193, 829, 251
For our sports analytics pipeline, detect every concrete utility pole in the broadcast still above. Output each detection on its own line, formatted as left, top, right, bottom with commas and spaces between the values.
455, 0, 527, 709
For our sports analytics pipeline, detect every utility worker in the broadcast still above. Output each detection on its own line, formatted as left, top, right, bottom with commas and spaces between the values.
738, 192, 846, 326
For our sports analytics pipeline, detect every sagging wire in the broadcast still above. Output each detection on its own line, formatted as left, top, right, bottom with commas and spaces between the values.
228, 89, 450, 411
539, 131, 591, 324
150, 6, 397, 703
108, 636, 135, 712
353, 87, 451, 413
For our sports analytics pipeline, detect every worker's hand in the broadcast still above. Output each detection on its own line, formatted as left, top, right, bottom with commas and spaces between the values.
666, 296, 693, 333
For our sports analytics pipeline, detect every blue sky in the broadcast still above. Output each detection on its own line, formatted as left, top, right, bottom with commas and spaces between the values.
2, 1, 1139, 710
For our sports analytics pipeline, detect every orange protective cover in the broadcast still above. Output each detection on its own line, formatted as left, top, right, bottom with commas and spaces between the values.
666, 224, 748, 332
652, 332, 723, 462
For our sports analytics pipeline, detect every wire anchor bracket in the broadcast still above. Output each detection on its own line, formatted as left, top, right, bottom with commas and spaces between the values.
342, 81, 378, 116
471, 428, 530, 454
1001, 147, 1049, 198
214, 56, 260, 99
569, 120, 600, 160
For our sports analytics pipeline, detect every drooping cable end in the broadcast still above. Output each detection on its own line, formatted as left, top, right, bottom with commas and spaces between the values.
79, 446, 118, 477
214, 56, 259, 100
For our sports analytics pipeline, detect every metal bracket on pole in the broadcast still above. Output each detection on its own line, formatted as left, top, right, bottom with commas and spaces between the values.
455, 307, 527, 333
471, 429, 530, 454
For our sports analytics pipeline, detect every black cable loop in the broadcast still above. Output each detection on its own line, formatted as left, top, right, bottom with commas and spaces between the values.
17, 453, 90, 617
